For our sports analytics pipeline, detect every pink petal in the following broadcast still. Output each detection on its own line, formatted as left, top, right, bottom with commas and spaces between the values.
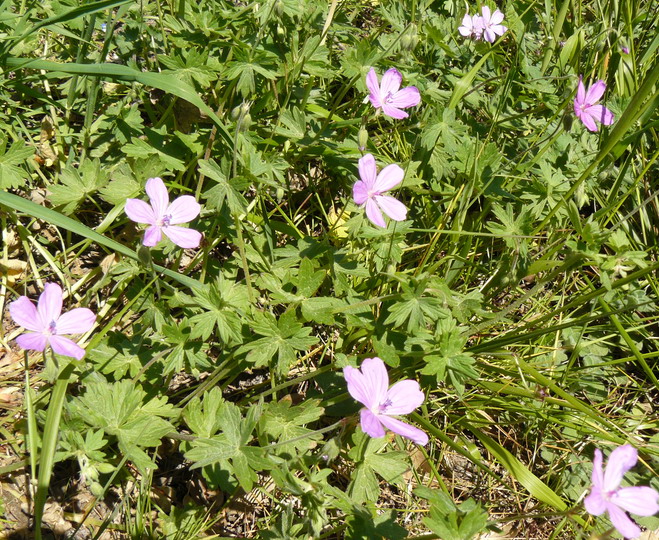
15, 332, 48, 353
592, 449, 604, 489
9, 297, 43, 332
458, 14, 472, 36
585, 80, 607, 105
365, 198, 386, 227
380, 68, 402, 97
358, 154, 377, 188
576, 76, 586, 104
491, 24, 507, 36
390, 87, 421, 110
37, 283, 63, 328
124, 198, 156, 225
607, 503, 641, 539
458, 25, 472, 37
587, 105, 614, 125
359, 357, 389, 408
143, 225, 163, 247
373, 163, 404, 193
490, 9, 505, 24
344, 365, 374, 408
377, 415, 428, 445
374, 195, 407, 222
49, 335, 86, 360
481, 5, 492, 23
381, 104, 409, 120
579, 110, 598, 132
604, 445, 638, 493
163, 225, 202, 249
611, 486, 659, 516
483, 28, 496, 43
584, 486, 606, 516
56, 308, 96, 335
353, 180, 369, 206
145, 177, 169, 219
166, 195, 201, 225
384, 380, 424, 415
360, 409, 386, 438
472, 15, 484, 34
366, 68, 382, 109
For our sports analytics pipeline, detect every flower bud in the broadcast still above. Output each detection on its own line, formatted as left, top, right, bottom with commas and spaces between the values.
358, 126, 368, 151
401, 28, 418, 51
274, 0, 284, 17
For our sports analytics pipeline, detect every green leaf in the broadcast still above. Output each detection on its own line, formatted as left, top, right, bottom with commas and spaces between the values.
49, 158, 109, 214
199, 158, 248, 214
259, 398, 324, 454
0, 139, 34, 189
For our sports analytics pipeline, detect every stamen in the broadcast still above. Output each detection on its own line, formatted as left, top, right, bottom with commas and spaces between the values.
379, 399, 393, 413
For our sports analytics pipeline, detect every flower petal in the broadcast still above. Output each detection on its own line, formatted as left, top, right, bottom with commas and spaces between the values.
145, 177, 169, 219
592, 448, 604, 489
483, 28, 496, 43
15, 332, 48, 353
167, 195, 201, 225
360, 409, 386, 438
143, 225, 163, 247
358, 154, 377, 188
163, 226, 202, 249
380, 68, 402, 97
56, 308, 96, 335
584, 486, 607, 516
49, 335, 86, 360
604, 444, 638, 493
124, 198, 156, 225
587, 105, 615, 126
381, 104, 409, 119
377, 415, 428, 445
491, 24, 507, 36
359, 357, 389, 407
9, 297, 43, 332
585, 80, 607, 105
579, 110, 598, 132
344, 366, 374, 408
576, 76, 586, 104
365, 198, 386, 227
481, 5, 491, 23
374, 195, 407, 222
37, 283, 63, 328
366, 68, 382, 109
611, 486, 659, 516
390, 87, 421, 110
607, 503, 642, 539
353, 180, 369, 206
373, 163, 404, 193
490, 9, 505, 24
384, 379, 424, 414
458, 25, 472, 37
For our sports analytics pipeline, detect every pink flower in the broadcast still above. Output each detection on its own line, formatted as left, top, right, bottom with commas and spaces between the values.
574, 76, 615, 132
366, 68, 421, 120
458, 13, 484, 39
585, 444, 659, 539
125, 177, 202, 248
343, 357, 428, 445
353, 154, 408, 228
480, 6, 507, 43
9, 283, 96, 360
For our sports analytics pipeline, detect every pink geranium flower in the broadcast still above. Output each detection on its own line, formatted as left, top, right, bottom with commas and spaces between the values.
343, 357, 428, 445
9, 283, 96, 360
366, 68, 421, 120
480, 6, 507, 43
125, 177, 202, 248
458, 13, 484, 39
574, 76, 615, 132
585, 444, 659, 539
353, 154, 408, 228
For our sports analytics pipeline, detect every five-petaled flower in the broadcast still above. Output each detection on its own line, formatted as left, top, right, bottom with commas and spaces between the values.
479, 6, 507, 43
458, 13, 484, 39
574, 76, 615, 132
353, 153, 408, 228
343, 357, 428, 445
125, 177, 202, 248
366, 68, 421, 120
9, 283, 96, 360
585, 444, 659, 539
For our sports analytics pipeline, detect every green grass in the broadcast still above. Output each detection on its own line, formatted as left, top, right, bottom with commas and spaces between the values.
0, 0, 658, 537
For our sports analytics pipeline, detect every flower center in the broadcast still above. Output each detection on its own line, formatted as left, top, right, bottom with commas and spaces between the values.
46, 320, 57, 335
384, 91, 395, 104
159, 214, 172, 228
378, 399, 393, 414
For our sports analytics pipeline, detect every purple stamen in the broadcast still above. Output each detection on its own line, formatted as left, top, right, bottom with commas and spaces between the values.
379, 399, 393, 413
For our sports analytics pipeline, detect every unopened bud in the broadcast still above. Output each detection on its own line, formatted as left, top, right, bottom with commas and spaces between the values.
274, 0, 284, 17
358, 126, 368, 151
401, 28, 418, 51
